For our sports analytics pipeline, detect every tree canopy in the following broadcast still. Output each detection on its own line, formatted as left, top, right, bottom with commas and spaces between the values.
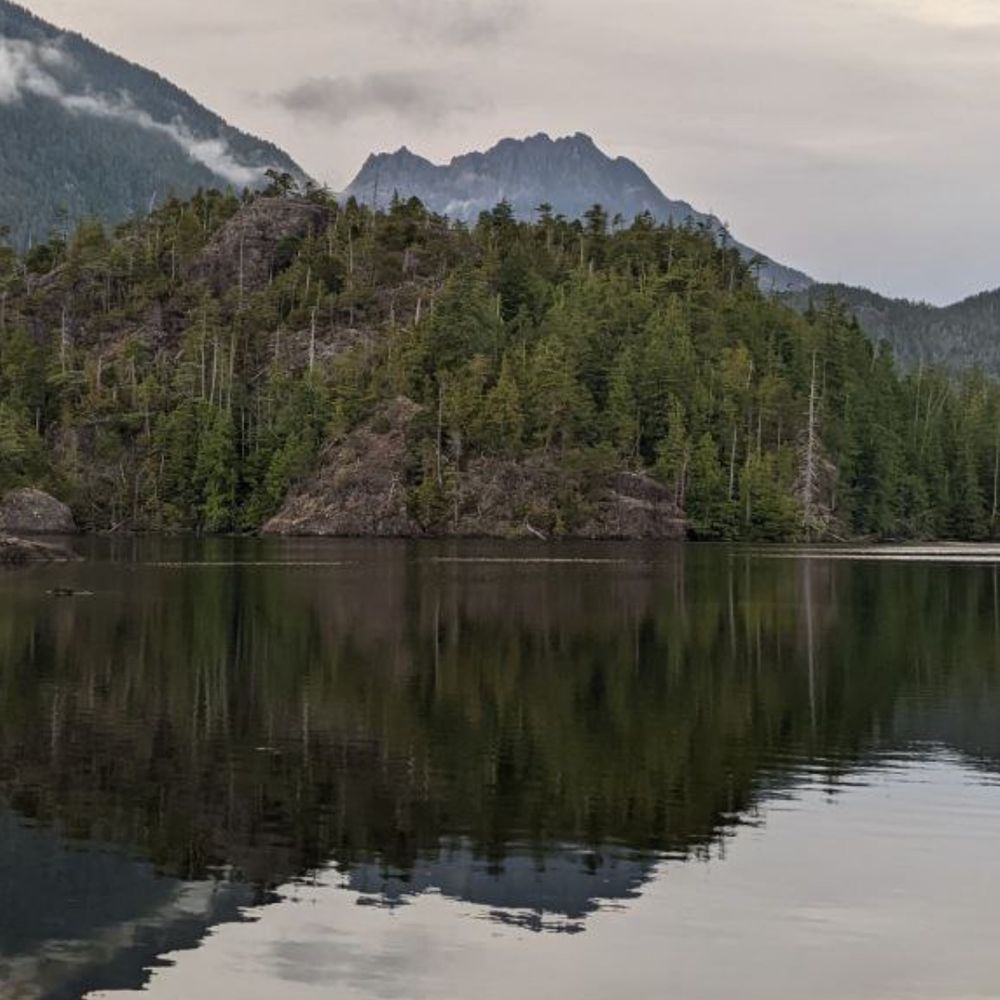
1, 186, 998, 541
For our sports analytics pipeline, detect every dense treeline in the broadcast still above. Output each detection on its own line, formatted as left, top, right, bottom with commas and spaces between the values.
2, 178, 1000, 540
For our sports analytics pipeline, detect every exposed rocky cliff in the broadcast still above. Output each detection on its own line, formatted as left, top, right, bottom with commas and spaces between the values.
263, 399, 686, 540
264, 398, 419, 538
187, 197, 331, 295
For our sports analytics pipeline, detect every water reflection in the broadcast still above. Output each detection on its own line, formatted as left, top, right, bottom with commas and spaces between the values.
0, 809, 254, 1000
95, 756, 1000, 1000
2, 541, 1000, 997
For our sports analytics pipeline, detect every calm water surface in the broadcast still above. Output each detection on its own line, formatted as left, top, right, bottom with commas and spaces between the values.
2, 539, 1000, 1000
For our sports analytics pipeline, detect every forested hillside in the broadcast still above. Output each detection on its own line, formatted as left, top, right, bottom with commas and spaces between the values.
0, 0, 304, 249
2, 182, 999, 542
786, 283, 1000, 378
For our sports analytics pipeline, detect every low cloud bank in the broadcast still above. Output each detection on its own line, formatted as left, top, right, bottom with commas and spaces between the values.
0, 37, 265, 188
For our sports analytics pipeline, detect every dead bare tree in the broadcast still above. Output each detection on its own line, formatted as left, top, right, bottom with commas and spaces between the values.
798, 351, 834, 538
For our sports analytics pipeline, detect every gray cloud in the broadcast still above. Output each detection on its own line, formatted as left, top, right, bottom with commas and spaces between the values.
341, 0, 526, 45
273, 71, 483, 126
0, 37, 265, 187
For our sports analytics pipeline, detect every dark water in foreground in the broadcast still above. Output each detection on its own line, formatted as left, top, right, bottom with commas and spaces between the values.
2, 539, 1000, 1000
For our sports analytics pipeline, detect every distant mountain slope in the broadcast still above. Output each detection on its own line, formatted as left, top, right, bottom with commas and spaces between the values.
344, 133, 814, 294
0, 1, 306, 248
785, 284, 1000, 377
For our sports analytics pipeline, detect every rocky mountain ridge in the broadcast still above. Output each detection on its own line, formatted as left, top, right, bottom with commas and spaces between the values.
345, 132, 814, 294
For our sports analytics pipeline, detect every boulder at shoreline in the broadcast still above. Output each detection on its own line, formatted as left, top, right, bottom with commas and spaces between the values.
0, 489, 78, 535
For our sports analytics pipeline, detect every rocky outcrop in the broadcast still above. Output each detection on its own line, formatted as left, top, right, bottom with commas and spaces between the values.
187, 197, 331, 295
263, 398, 420, 537
421, 460, 685, 540
0, 489, 77, 535
0, 534, 79, 565
578, 473, 687, 540
264, 400, 687, 541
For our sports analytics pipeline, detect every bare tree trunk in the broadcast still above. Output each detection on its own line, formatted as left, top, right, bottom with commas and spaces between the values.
60, 305, 69, 373
209, 337, 218, 407
228, 325, 237, 411
436, 383, 444, 487
200, 308, 208, 400
678, 450, 690, 509
309, 306, 317, 371
238, 227, 246, 312
745, 456, 752, 528
728, 426, 738, 500
992, 432, 1000, 532
801, 352, 819, 535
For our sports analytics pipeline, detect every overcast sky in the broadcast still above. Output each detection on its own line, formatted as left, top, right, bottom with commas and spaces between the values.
22, 0, 1000, 304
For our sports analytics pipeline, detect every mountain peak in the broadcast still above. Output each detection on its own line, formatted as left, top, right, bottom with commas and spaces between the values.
345, 134, 813, 293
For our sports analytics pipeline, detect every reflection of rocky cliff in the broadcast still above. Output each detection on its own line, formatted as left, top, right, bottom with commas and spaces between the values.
2, 543, 1000, 989
346, 843, 652, 933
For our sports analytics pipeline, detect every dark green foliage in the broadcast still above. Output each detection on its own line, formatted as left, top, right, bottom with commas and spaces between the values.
2, 183, 999, 540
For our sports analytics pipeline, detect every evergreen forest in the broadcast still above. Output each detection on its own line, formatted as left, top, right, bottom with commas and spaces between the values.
2, 178, 998, 541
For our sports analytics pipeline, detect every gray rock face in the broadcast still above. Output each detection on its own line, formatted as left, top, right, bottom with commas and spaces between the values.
186, 197, 331, 295
580, 473, 686, 541
0, 488, 77, 535
345, 132, 813, 293
263, 397, 420, 538
263, 399, 687, 541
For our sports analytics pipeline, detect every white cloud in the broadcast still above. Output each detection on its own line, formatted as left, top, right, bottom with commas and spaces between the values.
0, 37, 265, 187
0, 37, 67, 103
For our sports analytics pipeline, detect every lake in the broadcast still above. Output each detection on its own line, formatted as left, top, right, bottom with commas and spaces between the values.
2, 539, 1000, 1000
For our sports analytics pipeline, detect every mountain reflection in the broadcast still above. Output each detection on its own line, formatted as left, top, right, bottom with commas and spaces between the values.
345, 843, 650, 934
2, 540, 1000, 996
